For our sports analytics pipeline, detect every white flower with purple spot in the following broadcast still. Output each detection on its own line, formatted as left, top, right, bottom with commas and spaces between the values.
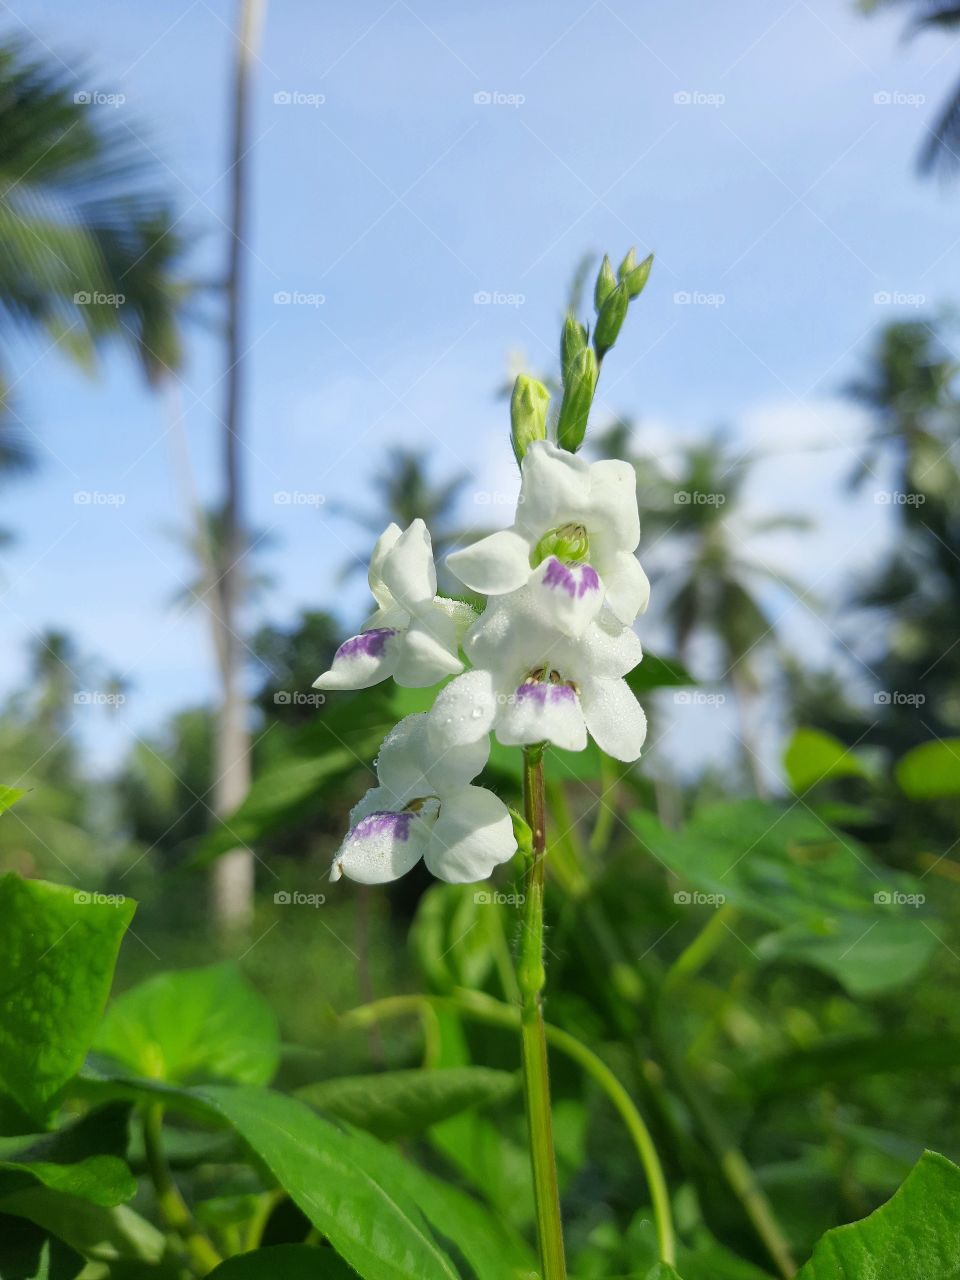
446, 439, 649, 637
330, 713, 516, 884
313, 519, 474, 691
428, 586, 648, 763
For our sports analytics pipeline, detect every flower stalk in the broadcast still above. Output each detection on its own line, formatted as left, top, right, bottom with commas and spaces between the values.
518, 744, 567, 1280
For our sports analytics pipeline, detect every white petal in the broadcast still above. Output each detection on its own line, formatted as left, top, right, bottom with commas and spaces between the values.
496, 680, 588, 753
463, 588, 554, 679
601, 550, 651, 623
580, 677, 647, 762
586, 458, 641, 552
579, 611, 644, 680
393, 619, 463, 688
529, 556, 605, 636
380, 519, 437, 610
374, 717, 433, 805
313, 628, 401, 690
427, 670, 497, 749
446, 529, 532, 595
331, 796, 438, 884
515, 440, 592, 538
424, 786, 516, 883
368, 523, 403, 608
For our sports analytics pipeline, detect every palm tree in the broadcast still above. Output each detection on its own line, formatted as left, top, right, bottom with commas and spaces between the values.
863, 1, 960, 174
0, 40, 189, 389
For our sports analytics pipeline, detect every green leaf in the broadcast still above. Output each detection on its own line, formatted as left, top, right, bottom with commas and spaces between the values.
796, 1150, 960, 1278
0, 1213, 86, 1279
746, 1033, 960, 1099
783, 728, 867, 794
94, 963, 278, 1086
0, 785, 25, 815
629, 802, 936, 996
0, 1188, 167, 1266
295, 1067, 519, 1140
626, 652, 695, 694
195, 1086, 461, 1280
896, 738, 960, 798
0, 875, 135, 1125
208, 1246, 359, 1278
0, 1154, 135, 1207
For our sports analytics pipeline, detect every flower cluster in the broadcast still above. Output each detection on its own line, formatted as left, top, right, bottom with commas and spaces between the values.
315, 248, 654, 885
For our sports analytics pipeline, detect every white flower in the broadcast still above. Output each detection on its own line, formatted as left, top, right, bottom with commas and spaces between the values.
429, 587, 647, 763
330, 713, 517, 884
446, 440, 649, 636
314, 520, 473, 691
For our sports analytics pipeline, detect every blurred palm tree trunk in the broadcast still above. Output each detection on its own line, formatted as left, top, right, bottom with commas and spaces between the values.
212, 0, 266, 932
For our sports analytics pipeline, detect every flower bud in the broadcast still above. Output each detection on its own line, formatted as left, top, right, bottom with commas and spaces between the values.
532, 521, 590, 566
510, 374, 549, 465
623, 252, 653, 299
617, 247, 638, 280
561, 311, 588, 384
593, 281, 628, 359
556, 345, 597, 453
594, 254, 617, 311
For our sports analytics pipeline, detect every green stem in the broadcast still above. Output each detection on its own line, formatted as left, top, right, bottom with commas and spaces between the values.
142, 1104, 222, 1275
519, 745, 567, 1280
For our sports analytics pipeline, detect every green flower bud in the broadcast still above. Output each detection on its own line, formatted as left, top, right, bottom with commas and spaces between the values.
561, 311, 588, 384
617, 246, 638, 280
593, 281, 629, 359
556, 345, 597, 452
532, 521, 590, 566
510, 373, 549, 465
594, 254, 617, 311
623, 252, 653, 299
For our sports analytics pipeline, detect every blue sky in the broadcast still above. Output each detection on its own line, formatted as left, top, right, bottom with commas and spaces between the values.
3, 0, 959, 773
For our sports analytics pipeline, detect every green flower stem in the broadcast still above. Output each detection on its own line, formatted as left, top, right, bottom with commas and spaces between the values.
142, 1103, 222, 1275
518, 744, 567, 1280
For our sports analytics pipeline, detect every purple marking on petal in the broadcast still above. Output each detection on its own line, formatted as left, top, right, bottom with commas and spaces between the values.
578, 564, 600, 597
351, 809, 416, 842
516, 682, 576, 705
542, 558, 601, 599
335, 628, 397, 660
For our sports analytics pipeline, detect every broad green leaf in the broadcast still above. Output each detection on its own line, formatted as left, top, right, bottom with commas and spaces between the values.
195, 1085, 461, 1280
208, 1246, 359, 1278
796, 1151, 960, 1278
0, 875, 135, 1124
0, 1154, 134, 1207
783, 728, 867, 793
629, 802, 935, 996
296, 1067, 519, 1140
0, 1188, 167, 1266
896, 738, 960, 799
94, 963, 278, 1086
0, 785, 25, 815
